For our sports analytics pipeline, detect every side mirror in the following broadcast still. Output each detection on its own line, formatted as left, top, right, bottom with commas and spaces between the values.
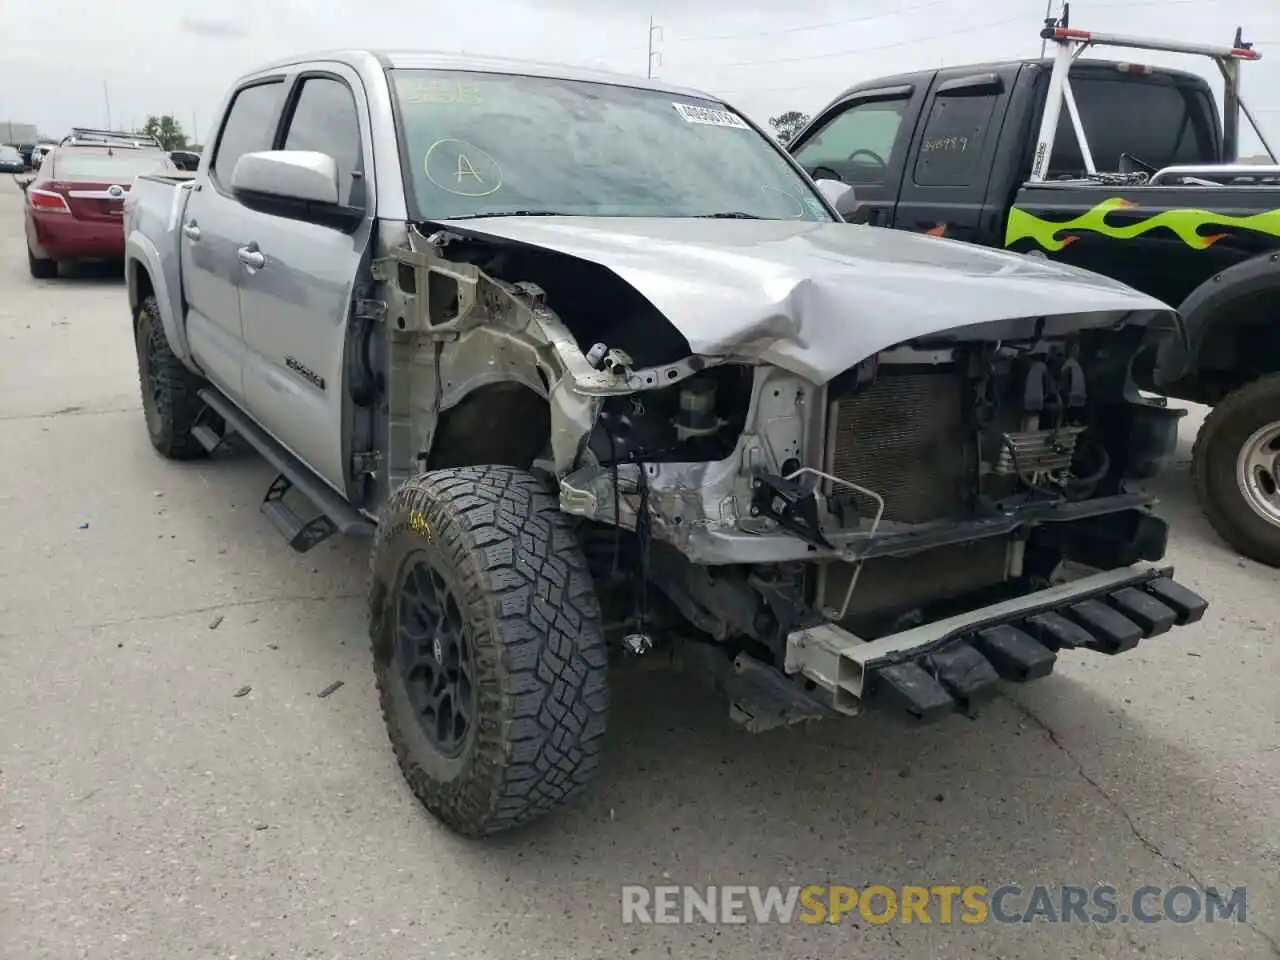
231, 150, 340, 205
814, 177, 854, 212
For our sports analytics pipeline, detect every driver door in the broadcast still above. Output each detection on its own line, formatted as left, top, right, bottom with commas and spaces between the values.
789, 84, 926, 226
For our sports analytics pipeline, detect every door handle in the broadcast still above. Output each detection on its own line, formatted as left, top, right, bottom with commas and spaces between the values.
237, 243, 265, 270
182, 220, 200, 241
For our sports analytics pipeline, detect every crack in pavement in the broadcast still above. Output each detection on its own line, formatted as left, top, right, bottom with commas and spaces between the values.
1004, 693, 1280, 957
0, 592, 365, 638
0, 405, 140, 422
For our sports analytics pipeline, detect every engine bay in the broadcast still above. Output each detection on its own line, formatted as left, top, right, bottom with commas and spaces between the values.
383, 226, 1183, 666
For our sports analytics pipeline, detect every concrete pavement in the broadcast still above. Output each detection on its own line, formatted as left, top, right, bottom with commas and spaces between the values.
0, 175, 1276, 959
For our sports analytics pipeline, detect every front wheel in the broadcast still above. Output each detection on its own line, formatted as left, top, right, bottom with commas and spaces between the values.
1192, 373, 1280, 567
369, 466, 609, 837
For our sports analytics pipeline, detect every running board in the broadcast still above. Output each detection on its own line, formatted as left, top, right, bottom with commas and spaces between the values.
191, 423, 226, 454
198, 388, 375, 552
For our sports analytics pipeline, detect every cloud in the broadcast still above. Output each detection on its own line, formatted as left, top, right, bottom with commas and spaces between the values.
0, 0, 1274, 150
179, 14, 248, 39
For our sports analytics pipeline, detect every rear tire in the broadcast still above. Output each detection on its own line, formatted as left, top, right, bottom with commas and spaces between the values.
27, 248, 57, 279
1192, 373, 1280, 567
134, 295, 209, 460
369, 466, 609, 837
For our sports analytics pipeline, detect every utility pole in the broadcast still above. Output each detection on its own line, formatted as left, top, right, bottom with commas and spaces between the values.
647, 16, 663, 79
103, 81, 113, 129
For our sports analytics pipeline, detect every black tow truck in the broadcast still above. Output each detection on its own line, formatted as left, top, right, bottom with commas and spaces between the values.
789, 10, 1280, 566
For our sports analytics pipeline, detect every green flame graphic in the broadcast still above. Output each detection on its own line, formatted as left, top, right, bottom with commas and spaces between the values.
1006, 197, 1280, 253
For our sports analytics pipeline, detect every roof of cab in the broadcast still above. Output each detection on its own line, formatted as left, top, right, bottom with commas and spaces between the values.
822, 56, 1211, 105
238, 49, 721, 102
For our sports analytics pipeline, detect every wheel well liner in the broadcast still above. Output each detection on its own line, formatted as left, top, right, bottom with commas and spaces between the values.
427, 382, 551, 470
127, 260, 156, 332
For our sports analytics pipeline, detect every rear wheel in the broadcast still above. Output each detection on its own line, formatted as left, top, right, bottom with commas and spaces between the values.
27, 248, 56, 279
134, 295, 209, 460
369, 466, 609, 837
1192, 373, 1280, 567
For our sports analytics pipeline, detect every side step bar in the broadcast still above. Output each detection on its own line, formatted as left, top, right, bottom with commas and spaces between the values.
197, 388, 375, 552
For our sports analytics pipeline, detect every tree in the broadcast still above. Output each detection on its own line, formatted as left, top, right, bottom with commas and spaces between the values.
768, 111, 810, 144
142, 115, 187, 151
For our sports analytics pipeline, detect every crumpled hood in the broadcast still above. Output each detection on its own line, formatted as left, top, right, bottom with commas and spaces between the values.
434, 216, 1177, 383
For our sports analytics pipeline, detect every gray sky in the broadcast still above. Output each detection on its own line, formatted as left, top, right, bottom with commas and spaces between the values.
1, 0, 1276, 154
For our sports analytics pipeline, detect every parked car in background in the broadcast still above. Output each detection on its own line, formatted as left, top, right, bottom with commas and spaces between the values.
24, 132, 179, 278
0, 144, 25, 173
29, 143, 55, 169
169, 150, 201, 171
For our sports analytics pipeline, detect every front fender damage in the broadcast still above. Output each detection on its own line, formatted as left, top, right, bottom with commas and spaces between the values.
384, 224, 1173, 574
383, 227, 764, 542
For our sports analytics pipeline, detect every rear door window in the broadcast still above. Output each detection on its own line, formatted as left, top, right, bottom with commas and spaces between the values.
913, 89, 1000, 187
1048, 75, 1218, 175
212, 80, 285, 189
792, 97, 909, 184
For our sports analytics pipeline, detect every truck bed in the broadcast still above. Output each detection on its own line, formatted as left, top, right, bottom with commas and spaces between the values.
123, 174, 198, 358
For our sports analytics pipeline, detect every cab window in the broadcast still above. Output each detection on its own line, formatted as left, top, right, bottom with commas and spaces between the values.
793, 98, 909, 183
280, 76, 366, 208
211, 80, 284, 189
912, 90, 1000, 187
1048, 75, 1219, 175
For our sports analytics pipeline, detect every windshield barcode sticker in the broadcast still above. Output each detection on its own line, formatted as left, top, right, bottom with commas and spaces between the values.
672, 103, 750, 129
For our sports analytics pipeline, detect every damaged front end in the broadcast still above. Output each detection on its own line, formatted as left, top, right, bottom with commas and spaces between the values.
378, 220, 1207, 732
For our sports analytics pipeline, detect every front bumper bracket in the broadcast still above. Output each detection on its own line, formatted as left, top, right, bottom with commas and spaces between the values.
783, 563, 1207, 723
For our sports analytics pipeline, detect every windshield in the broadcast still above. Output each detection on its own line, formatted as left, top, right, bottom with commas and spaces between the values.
53, 150, 174, 181
389, 69, 833, 222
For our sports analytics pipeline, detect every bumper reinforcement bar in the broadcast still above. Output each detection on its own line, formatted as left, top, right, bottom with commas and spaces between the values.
783, 564, 1207, 724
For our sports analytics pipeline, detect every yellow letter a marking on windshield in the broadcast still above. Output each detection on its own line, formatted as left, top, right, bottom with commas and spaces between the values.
455, 153, 483, 184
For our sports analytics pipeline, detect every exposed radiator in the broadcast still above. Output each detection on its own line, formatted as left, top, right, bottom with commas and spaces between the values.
825, 369, 974, 525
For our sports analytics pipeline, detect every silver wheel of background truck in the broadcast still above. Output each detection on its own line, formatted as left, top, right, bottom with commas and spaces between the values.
1192, 373, 1280, 568
368, 466, 609, 837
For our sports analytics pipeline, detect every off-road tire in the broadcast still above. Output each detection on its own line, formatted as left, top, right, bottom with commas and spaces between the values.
134, 295, 209, 460
369, 466, 609, 837
1191, 373, 1280, 568
27, 248, 57, 279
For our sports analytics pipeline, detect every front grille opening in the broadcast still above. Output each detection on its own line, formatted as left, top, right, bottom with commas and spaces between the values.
820, 539, 1018, 639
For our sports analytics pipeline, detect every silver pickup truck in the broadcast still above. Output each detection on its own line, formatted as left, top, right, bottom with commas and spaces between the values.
124, 50, 1208, 837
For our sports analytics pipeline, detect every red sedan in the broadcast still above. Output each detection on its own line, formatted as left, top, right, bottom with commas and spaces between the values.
24, 142, 177, 278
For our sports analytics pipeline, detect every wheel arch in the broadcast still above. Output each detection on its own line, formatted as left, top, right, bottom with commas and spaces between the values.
426, 380, 552, 471
124, 233, 196, 371
1154, 249, 1280, 404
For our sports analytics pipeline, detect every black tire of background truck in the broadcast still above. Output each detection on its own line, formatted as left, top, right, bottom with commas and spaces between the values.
1191, 372, 1280, 568
27, 248, 56, 279
134, 295, 210, 460
369, 466, 610, 837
